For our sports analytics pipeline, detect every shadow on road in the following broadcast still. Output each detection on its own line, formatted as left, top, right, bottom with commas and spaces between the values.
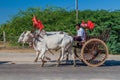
0, 61, 10, 65
0, 60, 120, 67
50, 60, 120, 67
49, 60, 86, 67
103, 60, 120, 66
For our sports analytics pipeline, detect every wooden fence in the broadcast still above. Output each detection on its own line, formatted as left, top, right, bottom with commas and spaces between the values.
0, 31, 6, 48
0, 31, 26, 49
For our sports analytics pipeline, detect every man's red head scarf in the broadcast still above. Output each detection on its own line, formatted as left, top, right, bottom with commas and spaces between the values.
32, 16, 44, 31
80, 20, 95, 30
87, 20, 95, 29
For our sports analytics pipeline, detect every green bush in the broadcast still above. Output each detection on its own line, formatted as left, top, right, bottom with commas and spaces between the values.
0, 7, 120, 54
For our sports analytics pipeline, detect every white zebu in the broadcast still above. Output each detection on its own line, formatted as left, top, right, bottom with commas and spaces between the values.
18, 30, 75, 67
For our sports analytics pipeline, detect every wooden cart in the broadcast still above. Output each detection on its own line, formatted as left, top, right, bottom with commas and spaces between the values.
73, 29, 110, 67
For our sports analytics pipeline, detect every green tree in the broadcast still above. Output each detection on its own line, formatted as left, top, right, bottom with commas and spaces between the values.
0, 7, 120, 54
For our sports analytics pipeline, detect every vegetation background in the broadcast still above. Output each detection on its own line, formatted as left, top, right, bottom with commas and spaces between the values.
0, 7, 120, 54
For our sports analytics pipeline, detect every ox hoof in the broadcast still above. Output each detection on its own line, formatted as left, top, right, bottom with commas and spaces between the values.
34, 59, 38, 62
34, 58, 38, 62
41, 60, 47, 67
56, 61, 60, 67
73, 63, 76, 67
56, 64, 60, 67
46, 57, 51, 61
73, 64, 76, 67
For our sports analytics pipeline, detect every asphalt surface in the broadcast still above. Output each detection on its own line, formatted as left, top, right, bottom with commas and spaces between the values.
0, 52, 120, 80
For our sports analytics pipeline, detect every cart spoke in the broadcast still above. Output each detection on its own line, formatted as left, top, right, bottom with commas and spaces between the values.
81, 39, 109, 67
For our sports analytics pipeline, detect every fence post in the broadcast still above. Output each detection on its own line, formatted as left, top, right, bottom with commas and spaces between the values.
22, 43, 24, 48
3, 31, 6, 48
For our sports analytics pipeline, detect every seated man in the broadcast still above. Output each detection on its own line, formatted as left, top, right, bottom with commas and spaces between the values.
73, 23, 86, 45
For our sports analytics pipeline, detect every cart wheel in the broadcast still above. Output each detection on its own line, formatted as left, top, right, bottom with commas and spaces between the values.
81, 38, 109, 67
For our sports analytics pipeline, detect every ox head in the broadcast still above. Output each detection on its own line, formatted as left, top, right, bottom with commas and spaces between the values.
18, 30, 46, 44
18, 31, 26, 43
22, 31, 34, 44
18, 31, 34, 44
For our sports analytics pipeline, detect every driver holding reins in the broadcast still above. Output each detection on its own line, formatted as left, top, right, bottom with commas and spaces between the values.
73, 23, 86, 42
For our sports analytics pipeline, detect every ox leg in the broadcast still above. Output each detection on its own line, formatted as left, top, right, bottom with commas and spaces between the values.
73, 48, 77, 67
57, 48, 65, 66
60, 48, 65, 61
65, 43, 73, 64
73, 54, 76, 67
45, 56, 51, 61
57, 50, 62, 67
38, 49, 47, 67
65, 49, 70, 64
66, 52, 69, 64
41, 57, 47, 67
67, 46, 76, 66
34, 51, 40, 62
66, 44, 72, 65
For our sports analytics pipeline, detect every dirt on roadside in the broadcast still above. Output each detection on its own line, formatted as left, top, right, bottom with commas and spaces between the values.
0, 48, 35, 53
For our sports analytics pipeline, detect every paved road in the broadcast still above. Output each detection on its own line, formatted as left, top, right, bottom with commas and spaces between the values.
0, 52, 120, 80
0, 64, 120, 80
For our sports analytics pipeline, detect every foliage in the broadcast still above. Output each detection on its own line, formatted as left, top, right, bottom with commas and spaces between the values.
0, 7, 120, 54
